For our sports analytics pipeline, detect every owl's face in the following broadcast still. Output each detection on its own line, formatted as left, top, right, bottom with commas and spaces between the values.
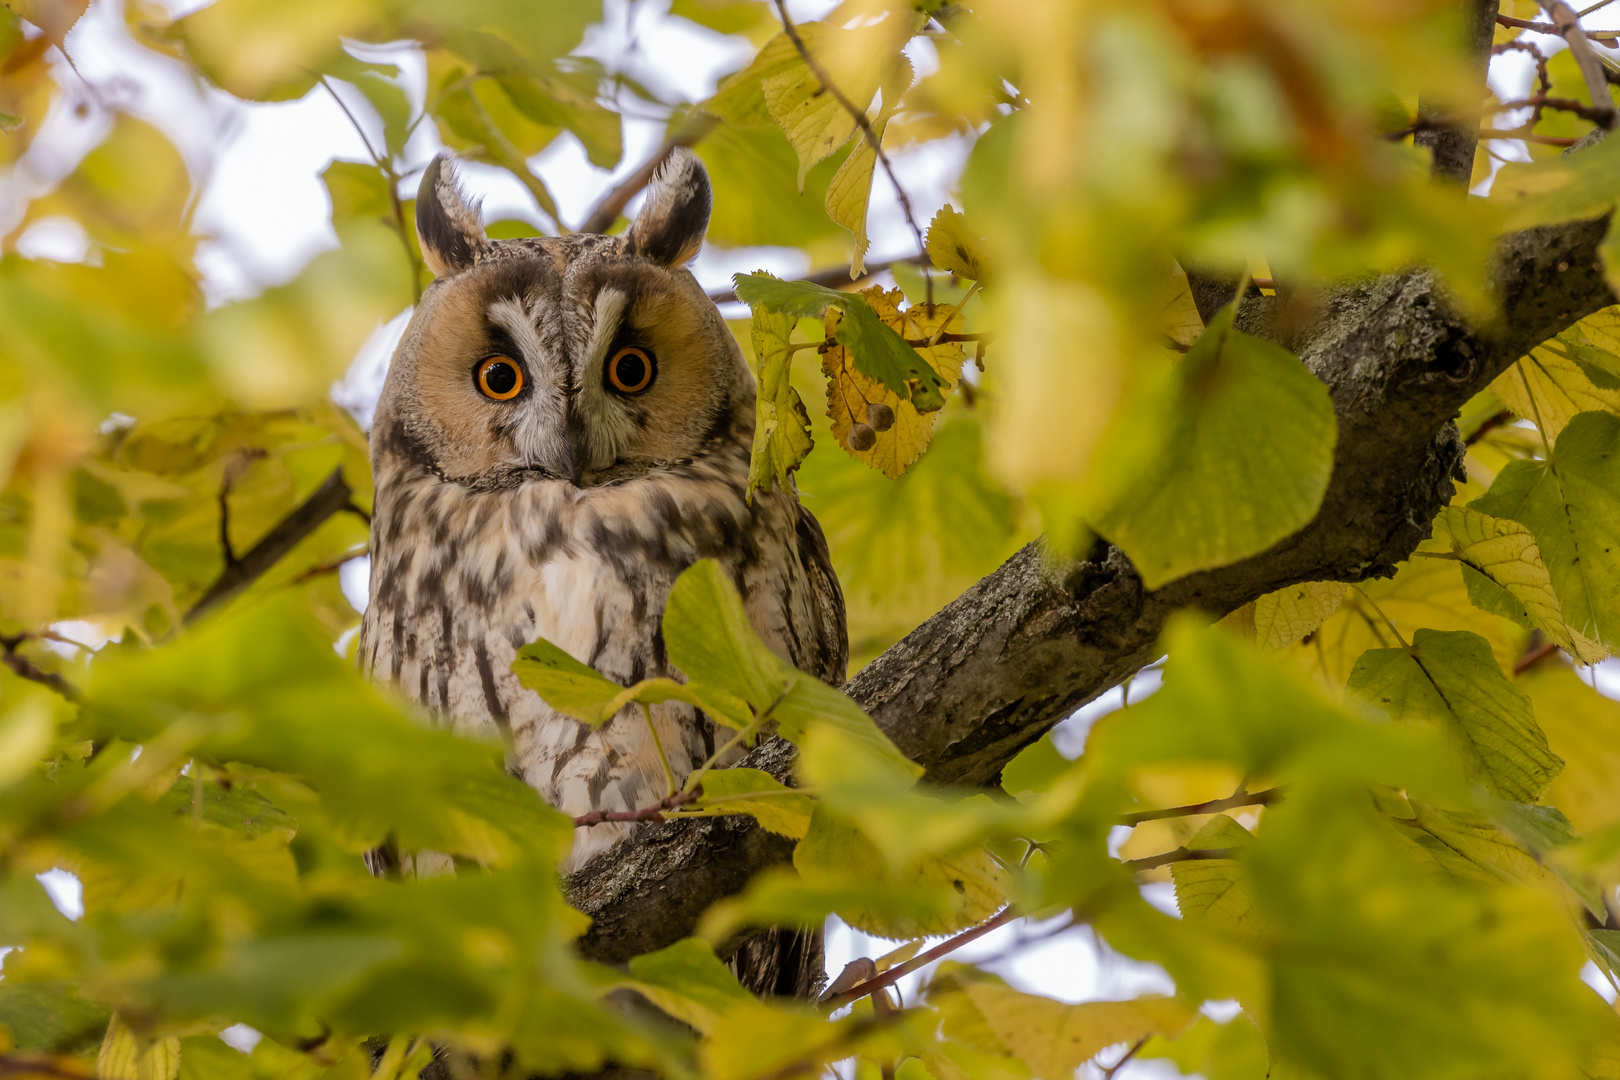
374, 151, 753, 490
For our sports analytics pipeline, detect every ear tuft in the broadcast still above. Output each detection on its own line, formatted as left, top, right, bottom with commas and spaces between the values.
416, 152, 490, 277
625, 148, 711, 266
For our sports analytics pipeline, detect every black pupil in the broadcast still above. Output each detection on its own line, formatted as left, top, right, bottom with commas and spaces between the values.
483, 361, 517, 395
616, 353, 647, 389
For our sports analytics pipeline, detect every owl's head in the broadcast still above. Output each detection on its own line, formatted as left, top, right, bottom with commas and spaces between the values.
373, 149, 752, 490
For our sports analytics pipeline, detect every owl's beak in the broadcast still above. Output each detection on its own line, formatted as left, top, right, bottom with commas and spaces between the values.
561, 428, 591, 488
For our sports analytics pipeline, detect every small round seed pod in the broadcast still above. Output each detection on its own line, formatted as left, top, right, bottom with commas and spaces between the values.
847, 422, 877, 451
865, 402, 896, 432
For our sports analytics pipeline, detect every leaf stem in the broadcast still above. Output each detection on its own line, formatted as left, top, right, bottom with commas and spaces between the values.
572, 787, 702, 828
1350, 584, 1411, 650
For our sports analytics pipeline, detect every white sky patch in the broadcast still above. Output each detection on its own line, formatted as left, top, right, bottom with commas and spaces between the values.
36, 868, 83, 921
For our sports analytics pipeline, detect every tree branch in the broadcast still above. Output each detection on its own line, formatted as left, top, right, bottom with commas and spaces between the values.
706, 254, 932, 305
1414, 0, 1499, 184
1544, 2, 1619, 129
186, 468, 359, 624
578, 113, 720, 235
567, 199, 1620, 964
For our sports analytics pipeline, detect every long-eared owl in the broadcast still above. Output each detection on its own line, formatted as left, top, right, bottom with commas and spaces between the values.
357, 150, 847, 993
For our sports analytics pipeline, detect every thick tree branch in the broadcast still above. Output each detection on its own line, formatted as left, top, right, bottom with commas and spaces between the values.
186, 468, 359, 624
567, 204, 1619, 964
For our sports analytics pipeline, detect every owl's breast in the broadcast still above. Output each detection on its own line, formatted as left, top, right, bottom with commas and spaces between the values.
359, 463, 825, 868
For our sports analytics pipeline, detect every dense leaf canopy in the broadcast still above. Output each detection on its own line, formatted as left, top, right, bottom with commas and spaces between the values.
7, 2, 1620, 1080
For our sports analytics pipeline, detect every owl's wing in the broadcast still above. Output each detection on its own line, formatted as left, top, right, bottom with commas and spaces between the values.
792, 502, 850, 686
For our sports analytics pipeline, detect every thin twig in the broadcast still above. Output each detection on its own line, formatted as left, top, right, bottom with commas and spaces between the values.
1466, 408, 1515, 445
0, 1055, 93, 1080
1121, 846, 1242, 872
821, 905, 1022, 1009
708, 253, 932, 304
1542, 4, 1619, 128
1497, 95, 1615, 122
291, 545, 369, 584
578, 113, 720, 234
319, 76, 423, 300
1117, 787, 1282, 826
1101, 1037, 1151, 1080
769, 0, 930, 289
1514, 639, 1561, 675
572, 786, 702, 827
1498, 12, 1620, 40
0, 633, 80, 702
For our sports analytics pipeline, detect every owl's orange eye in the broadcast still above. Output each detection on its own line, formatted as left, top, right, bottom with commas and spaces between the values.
477, 356, 524, 400
606, 346, 655, 394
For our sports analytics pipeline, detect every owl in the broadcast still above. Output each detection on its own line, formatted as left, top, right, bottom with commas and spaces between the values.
357, 150, 847, 996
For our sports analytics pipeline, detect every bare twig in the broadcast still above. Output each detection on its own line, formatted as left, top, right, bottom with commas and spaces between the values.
319, 77, 424, 301
578, 113, 721, 234
768, 0, 930, 290
187, 468, 360, 624
1121, 847, 1242, 872
573, 786, 702, 827
1101, 1037, 1151, 1080
1465, 408, 1515, 445
1514, 639, 1561, 675
707, 253, 932, 304
1498, 12, 1620, 39
820, 905, 1022, 1009
1117, 787, 1282, 827
1479, 128, 1581, 145
0, 633, 80, 702
0, 1055, 93, 1080
292, 545, 369, 584
1497, 95, 1615, 123
1542, 3, 1619, 128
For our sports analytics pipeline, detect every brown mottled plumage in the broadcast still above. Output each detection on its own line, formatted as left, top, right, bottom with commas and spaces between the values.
358, 150, 845, 997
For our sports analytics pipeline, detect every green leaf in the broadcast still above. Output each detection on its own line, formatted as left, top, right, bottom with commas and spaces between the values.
1435, 505, 1606, 663
0, 984, 111, 1055
745, 307, 814, 499
618, 938, 753, 1035
733, 273, 949, 409
669, 0, 773, 36
1347, 629, 1561, 803
662, 558, 794, 719
1090, 307, 1337, 590
1492, 130, 1620, 232
510, 637, 699, 727
688, 767, 815, 838
1472, 410, 1620, 647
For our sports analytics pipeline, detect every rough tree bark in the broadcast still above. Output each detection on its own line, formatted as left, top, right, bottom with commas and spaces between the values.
567, 205, 1619, 964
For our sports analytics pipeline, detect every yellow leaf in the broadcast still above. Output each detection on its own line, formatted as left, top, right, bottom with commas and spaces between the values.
823, 288, 962, 479
826, 58, 910, 277
1253, 582, 1345, 652
925, 206, 989, 283
1161, 262, 1204, 353
1435, 506, 1607, 665
1524, 666, 1620, 836
961, 985, 1197, 1080
1492, 344, 1620, 441
1283, 550, 1524, 688
98, 1016, 179, 1080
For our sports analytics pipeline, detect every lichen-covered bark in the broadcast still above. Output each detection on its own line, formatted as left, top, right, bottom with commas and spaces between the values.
566, 211, 1619, 965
